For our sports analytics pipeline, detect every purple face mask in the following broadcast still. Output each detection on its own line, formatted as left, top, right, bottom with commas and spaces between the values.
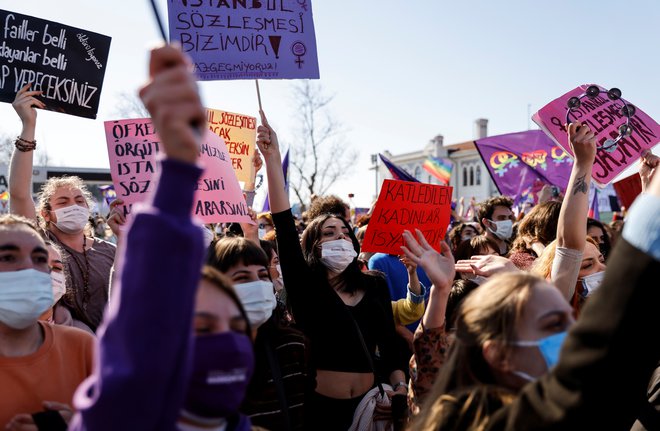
183, 332, 254, 419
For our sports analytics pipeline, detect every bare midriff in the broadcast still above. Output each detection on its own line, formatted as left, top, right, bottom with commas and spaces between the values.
315, 370, 374, 398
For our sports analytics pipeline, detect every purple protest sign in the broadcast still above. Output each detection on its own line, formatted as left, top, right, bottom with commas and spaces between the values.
167, 0, 319, 80
104, 118, 252, 224
474, 130, 573, 203
533, 84, 660, 186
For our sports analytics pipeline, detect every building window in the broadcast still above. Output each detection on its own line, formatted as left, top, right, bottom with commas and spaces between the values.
476, 166, 481, 185
469, 167, 474, 186
463, 167, 468, 187
414, 166, 422, 180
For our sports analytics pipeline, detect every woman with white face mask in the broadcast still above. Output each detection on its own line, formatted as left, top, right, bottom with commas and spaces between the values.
38, 242, 94, 334
207, 236, 309, 431
9, 85, 116, 333
258, 113, 407, 430
0, 214, 94, 428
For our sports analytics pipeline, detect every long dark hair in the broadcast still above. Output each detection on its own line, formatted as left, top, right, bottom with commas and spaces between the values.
300, 213, 379, 294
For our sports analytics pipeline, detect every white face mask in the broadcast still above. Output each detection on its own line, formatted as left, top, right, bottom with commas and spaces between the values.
258, 228, 266, 239
234, 280, 276, 328
51, 271, 66, 303
52, 205, 89, 234
320, 239, 357, 273
580, 271, 605, 297
487, 219, 513, 241
0, 269, 54, 329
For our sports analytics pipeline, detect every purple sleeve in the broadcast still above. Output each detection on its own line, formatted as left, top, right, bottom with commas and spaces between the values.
70, 158, 205, 431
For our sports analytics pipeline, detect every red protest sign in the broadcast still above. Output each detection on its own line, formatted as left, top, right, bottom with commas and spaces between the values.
362, 180, 453, 255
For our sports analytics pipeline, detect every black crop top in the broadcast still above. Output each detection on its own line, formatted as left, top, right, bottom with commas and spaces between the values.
272, 209, 404, 375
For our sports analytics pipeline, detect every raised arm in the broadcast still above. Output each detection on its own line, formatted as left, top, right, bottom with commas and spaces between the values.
493, 162, 660, 431
9, 84, 45, 221
71, 45, 206, 431
401, 230, 455, 412
401, 230, 454, 330
256, 112, 289, 213
557, 123, 596, 250
553, 123, 597, 300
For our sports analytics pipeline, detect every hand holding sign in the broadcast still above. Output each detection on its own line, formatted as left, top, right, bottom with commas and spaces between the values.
256, 111, 280, 157
568, 122, 597, 166
139, 45, 206, 165
12, 83, 45, 126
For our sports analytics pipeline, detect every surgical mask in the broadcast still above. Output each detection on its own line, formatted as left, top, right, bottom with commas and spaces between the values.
511, 331, 568, 381
234, 280, 276, 328
0, 269, 54, 329
258, 228, 266, 239
580, 271, 605, 298
320, 239, 357, 273
487, 219, 513, 241
183, 332, 254, 419
51, 271, 66, 303
52, 205, 89, 234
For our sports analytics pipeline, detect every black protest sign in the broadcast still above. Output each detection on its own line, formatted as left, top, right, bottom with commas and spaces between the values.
0, 9, 111, 119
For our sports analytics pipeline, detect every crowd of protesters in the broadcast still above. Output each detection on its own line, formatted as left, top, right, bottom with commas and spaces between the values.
1, 43, 659, 431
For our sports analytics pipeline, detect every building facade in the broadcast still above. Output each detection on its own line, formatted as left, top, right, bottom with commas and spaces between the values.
373, 119, 498, 203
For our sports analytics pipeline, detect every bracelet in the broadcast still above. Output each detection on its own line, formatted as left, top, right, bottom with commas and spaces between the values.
15, 136, 37, 152
393, 381, 408, 392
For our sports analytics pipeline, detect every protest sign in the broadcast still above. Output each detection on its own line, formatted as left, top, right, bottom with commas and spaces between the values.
475, 130, 573, 204
533, 84, 660, 186
206, 108, 256, 184
104, 118, 252, 224
0, 9, 111, 119
361, 180, 452, 255
167, 0, 319, 80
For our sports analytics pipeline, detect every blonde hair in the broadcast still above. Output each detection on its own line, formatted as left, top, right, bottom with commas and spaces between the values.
36, 176, 93, 229
412, 272, 545, 431
532, 237, 599, 280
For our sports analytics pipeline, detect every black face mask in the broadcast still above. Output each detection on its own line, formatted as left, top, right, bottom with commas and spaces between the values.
598, 242, 609, 259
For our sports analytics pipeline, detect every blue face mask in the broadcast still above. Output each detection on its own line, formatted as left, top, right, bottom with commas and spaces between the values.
511, 331, 568, 381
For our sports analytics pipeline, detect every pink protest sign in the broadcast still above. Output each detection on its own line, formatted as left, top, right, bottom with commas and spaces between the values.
104, 118, 252, 224
533, 84, 660, 186
167, 0, 319, 81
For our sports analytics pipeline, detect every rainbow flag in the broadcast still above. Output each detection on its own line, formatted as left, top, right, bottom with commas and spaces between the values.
423, 156, 453, 185
0, 191, 9, 201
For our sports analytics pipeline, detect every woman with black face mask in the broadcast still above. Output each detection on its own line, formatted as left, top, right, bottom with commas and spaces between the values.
69, 46, 255, 431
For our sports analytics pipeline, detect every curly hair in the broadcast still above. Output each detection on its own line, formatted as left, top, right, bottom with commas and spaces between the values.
306, 195, 349, 221
36, 176, 93, 230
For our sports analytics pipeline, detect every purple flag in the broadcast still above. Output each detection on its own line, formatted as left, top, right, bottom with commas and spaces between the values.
475, 130, 573, 203
379, 154, 419, 183
588, 188, 600, 220
262, 149, 289, 212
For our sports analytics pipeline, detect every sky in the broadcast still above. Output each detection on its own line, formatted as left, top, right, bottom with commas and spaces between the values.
1, 0, 659, 207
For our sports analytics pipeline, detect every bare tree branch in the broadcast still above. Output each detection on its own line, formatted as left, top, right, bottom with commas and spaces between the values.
113, 91, 149, 118
288, 81, 357, 208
